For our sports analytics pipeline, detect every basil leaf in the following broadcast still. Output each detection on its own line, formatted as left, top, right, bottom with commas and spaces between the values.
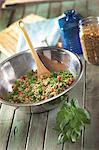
54, 98, 91, 143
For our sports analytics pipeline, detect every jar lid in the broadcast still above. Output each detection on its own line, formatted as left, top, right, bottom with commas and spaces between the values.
79, 16, 99, 26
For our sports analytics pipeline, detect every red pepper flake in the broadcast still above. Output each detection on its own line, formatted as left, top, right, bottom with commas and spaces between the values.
51, 88, 55, 92
18, 91, 23, 96
57, 75, 62, 81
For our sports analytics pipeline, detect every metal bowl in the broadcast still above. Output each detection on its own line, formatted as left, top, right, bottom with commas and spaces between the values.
0, 47, 83, 113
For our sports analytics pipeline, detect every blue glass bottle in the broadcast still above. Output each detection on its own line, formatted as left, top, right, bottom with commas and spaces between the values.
58, 9, 83, 54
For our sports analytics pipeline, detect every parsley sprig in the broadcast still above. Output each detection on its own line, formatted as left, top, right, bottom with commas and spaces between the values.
55, 98, 91, 143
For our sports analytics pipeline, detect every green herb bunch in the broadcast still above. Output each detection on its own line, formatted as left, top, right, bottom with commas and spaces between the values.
55, 98, 91, 143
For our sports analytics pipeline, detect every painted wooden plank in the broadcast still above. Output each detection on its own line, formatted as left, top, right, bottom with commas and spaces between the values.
7, 108, 31, 150
47, 2, 62, 18
25, 112, 48, 150
84, 63, 99, 150
74, 0, 87, 17
25, 4, 49, 18
63, 57, 85, 150
87, 0, 99, 16
12, 6, 25, 22
36, 3, 49, 18
0, 9, 12, 30
61, 1, 75, 13
0, 105, 15, 150
44, 107, 63, 150
24, 5, 39, 17
0, 9, 31, 148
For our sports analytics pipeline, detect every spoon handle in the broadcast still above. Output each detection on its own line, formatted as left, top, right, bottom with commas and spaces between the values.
17, 20, 50, 76
18, 20, 39, 62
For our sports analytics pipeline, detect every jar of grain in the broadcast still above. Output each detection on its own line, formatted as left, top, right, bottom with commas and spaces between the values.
79, 17, 99, 64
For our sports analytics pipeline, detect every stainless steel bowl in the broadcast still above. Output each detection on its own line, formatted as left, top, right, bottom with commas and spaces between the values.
0, 47, 83, 113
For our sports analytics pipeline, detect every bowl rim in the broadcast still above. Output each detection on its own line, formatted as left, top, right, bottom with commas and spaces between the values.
0, 46, 84, 107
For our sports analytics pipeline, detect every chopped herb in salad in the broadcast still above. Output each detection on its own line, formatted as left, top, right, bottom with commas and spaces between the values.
7, 70, 75, 103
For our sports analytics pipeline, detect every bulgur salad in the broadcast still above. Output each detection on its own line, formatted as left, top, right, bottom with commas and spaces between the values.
7, 70, 75, 103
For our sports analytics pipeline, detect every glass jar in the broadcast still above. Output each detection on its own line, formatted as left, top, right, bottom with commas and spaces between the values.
79, 17, 99, 64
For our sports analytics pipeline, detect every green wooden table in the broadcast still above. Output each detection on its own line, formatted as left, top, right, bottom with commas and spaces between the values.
0, 57, 99, 150
0, 2, 99, 150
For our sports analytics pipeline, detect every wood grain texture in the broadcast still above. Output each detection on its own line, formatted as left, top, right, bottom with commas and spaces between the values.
47, 2, 62, 18
44, 107, 63, 150
0, 105, 15, 150
84, 63, 99, 150
0, 2, 99, 150
74, 0, 87, 17
0, 9, 12, 31
61, 1, 75, 13
63, 58, 85, 150
25, 112, 48, 150
7, 108, 31, 150
87, 0, 99, 16
0, 8, 15, 149
36, 3, 49, 18
24, 5, 39, 17
0, 14, 45, 56
11, 6, 26, 23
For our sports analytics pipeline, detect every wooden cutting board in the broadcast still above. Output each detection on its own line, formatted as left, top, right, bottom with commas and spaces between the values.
0, 14, 45, 56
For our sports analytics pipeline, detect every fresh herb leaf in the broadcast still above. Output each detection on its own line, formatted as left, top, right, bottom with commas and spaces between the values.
54, 98, 91, 143
38, 83, 43, 95
26, 70, 33, 77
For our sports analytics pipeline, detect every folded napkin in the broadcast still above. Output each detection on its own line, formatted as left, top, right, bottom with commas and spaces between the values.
17, 16, 64, 52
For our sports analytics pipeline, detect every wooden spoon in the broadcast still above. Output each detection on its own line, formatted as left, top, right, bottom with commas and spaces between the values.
17, 20, 50, 77
38, 54, 66, 72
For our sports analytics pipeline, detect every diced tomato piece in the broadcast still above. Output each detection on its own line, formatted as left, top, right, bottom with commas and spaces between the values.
51, 88, 55, 92
57, 75, 62, 81
18, 91, 23, 96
